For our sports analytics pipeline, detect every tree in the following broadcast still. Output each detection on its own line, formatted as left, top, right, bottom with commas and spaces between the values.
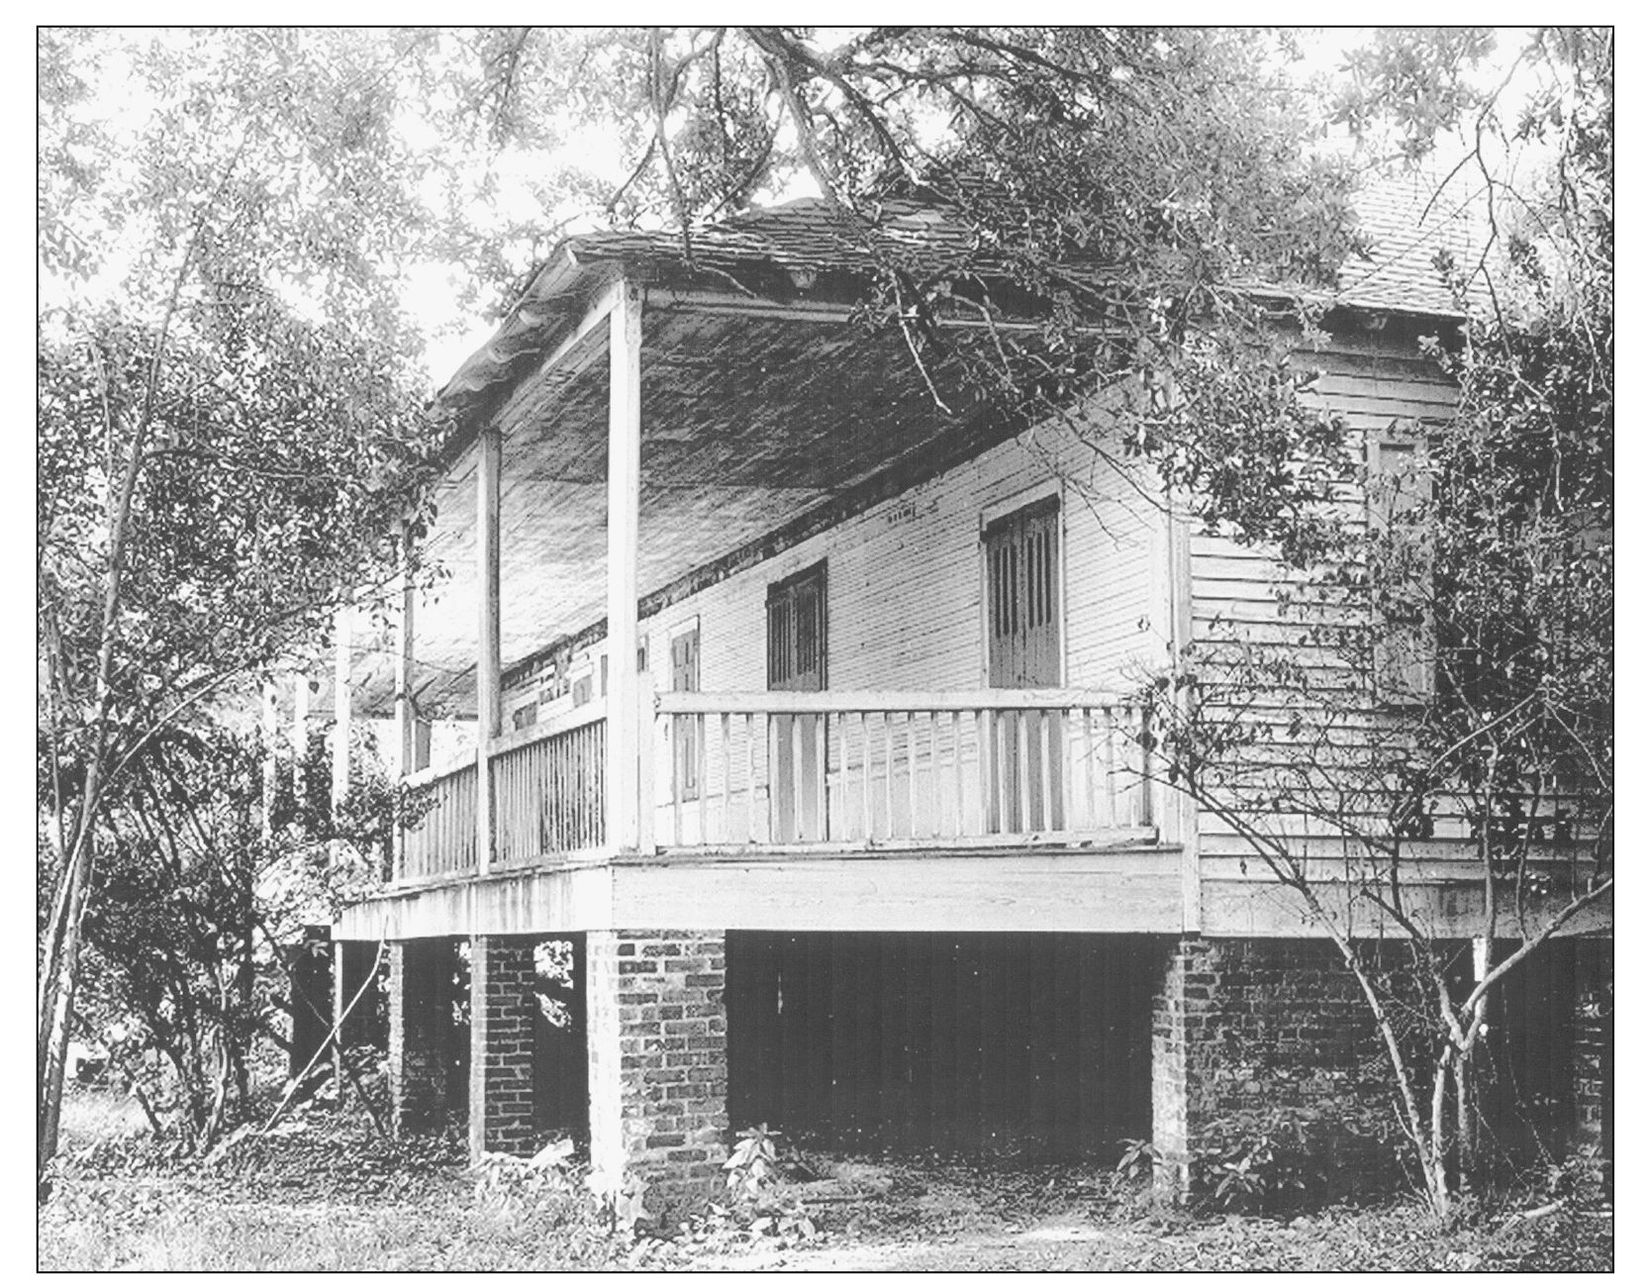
37, 28, 443, 1190
1143, 27, 1611, 1221
68, 719, 399, 1152
448, 26, 1365, 543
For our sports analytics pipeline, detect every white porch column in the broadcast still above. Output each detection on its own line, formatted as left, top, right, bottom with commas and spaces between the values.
606, 279, 643, 854
396, 523, 417, 779
476, 425, 503, 875
261, 681, 279, 841
393, 523, 416, 880
330, 601, 352, 1097
292, 669, 310, 812
331, 601, 352, 812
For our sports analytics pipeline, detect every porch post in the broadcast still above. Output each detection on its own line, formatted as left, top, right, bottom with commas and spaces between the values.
606, 279, 643, 854
476, 425, 503, 874
331, 604, 352, 1088
394, 522, 416, 880
260, 681, 278, 841
331, 601, 352, 811
1165, 499, 1201, 933
292, 668, 310, 812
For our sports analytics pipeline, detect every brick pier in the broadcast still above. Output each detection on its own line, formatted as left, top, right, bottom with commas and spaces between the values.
387, 938, 457, 1135
587, 929, 729, 1219
1151, 937, 1404, 1201
468, 934, 538, 1157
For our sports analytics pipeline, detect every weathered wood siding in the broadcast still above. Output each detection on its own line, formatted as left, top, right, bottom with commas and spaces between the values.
1188, 324, 1463, 912
502, 415, 1165, 838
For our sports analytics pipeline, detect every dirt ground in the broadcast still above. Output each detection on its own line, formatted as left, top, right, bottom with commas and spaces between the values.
39, 1087, 1612, 1272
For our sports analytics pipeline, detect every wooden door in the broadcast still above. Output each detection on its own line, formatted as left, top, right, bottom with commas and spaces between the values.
671, 626, 701, 804
768, 564, 826, 841
985, 498, 1062, 830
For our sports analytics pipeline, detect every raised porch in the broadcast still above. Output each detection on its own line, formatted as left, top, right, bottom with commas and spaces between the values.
337, 687, 1186, 940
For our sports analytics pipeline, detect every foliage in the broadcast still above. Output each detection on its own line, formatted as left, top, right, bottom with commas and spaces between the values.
39, 1104, 1613, 1270
1196, 1116, 1315, 1214
584, 1165, 652, 1236
65, 722, 400, 1153
1113, 1138, 1162, 1186
722, 1122, 783, 1203
718, 1123, 821, 1245
38, 27, 447, 1187
446, 27, 1363, 546
1140, 28, 1611, 1225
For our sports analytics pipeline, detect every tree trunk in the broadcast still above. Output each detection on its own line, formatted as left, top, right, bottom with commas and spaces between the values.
36, 821, 96, 1199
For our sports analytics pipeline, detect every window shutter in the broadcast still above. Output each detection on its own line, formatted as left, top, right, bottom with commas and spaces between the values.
1369, 430, 1434, 705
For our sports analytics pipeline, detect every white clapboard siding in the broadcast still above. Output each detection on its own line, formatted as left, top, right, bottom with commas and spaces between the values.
503, 415, 1162, 776
1189, 327, 1460, 862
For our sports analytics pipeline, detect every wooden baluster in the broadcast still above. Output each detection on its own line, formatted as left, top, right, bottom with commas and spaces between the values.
859, 712, 872, 841
1078, 710, 1093, 829
1041, 712, 1055, 832
788, 713, 803, 843
720, 712, 732, 846
950, 711, 964, 839
498, 755, 509, 865
977, 709, 992, 836
1016, 712, 1031, 833
910, 709, 924, 837
766, 713, 778, 844
698, 714, 710, 845
883, 714, 895, 840
745, 713, 757, 844
991, 713, 1006, 835
671, 717, 683, 847
923, 715, 935, 837
1103, 707, 1118, 827
837, 713, 850, 843
815, 710, 828, 843
1057, 710, 1072, 833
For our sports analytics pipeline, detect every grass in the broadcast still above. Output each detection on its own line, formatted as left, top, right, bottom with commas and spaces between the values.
40, 1085, 1612, 1271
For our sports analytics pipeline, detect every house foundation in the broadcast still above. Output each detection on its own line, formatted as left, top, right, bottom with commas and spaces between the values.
388, 938, 458, 1135
468, 934, 539, 1158
587, 929, 729, 1219
1151, 937, 1404, 1202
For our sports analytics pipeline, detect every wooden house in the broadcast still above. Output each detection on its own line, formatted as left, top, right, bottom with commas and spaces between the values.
332, 185, 1610, 1212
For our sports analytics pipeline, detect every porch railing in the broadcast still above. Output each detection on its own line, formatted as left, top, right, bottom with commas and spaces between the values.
397, 705, 606, 882
400, 760, 477, 880
490, 705, 606, 866
394, 689, 1153, 882
650, 689, 1151, 848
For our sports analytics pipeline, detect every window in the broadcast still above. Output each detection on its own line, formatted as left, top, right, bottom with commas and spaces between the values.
766, 563, 827, 692
671, 624, 701, 801
1368, 427, 1433, 705
983, 497, 1062, 829
571, 671, 593, 708
511, 703, 538, 732
767, 563, 826, 840
984, 496, 1061, 689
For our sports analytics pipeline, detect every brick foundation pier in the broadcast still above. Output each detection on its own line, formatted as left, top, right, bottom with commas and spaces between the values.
468, 934, 539, 1158
1151, 937, 1405, 1201
587, 929, 729, 1220
387, 938, 458, 1135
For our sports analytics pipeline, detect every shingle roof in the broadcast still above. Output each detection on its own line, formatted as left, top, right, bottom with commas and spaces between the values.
438, 172, 1477, 419
560, 176, 1476, 318
1337, 166, 1480, 317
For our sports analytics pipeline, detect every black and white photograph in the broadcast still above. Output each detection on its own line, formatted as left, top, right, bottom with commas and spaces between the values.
38, 25, 1611, 1271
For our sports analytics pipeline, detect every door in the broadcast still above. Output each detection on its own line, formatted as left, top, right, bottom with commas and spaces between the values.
671, 626, 701, 806
985, 497, 1063, 831
767, 563, 826, 841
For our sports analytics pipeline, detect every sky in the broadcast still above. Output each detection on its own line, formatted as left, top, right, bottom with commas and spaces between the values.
405, 26, 1549, 387
36, 26, 1563, 392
